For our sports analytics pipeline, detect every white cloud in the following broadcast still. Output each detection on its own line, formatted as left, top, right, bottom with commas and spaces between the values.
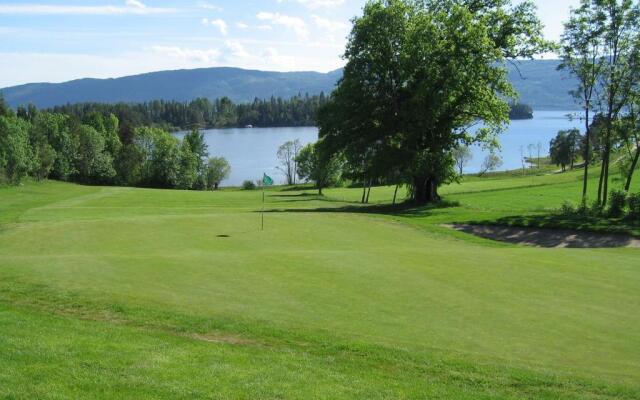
312, 15, 347, 32
261, 47, 297, 70
0, 1, 176, 15
236, 22, 249, 29
202, 18, 228, 36
151, 46, 221, 63
312, 15, 348, 43
224, 41, 250, 59
0, 48, 345, 88
257, 12, 308, 40
124, 0, 145, 9
198, 1, 223, 12
278, 0, 345, 8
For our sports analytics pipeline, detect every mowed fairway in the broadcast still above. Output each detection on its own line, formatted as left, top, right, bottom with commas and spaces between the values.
1, 172, 639, 399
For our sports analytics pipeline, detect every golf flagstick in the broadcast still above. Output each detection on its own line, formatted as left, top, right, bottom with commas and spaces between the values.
261, 173, 273, 231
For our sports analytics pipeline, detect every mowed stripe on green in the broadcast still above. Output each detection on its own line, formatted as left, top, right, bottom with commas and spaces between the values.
1, 176, 639, 398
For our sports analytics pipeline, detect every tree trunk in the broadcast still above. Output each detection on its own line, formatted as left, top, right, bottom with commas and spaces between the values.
597, 153, 606, 206
318, 186, 323, 196
392, 184, 399, 205
582, 105, 590, 201
603, 156, 610, 207
361, 178, 367, 204
625, 145, 640, 192
412, 176, 440, 204
365, 182, 372, 204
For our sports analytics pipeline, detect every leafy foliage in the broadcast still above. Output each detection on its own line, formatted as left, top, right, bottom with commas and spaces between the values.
0, 108, 217, 190
479, 152, 504, 177
48, 95, 328, 131
549, 129, 583, 171
318, 0, 550, 204
205, 157, 231, 190
242, 180, 257, 190
508, 103, 534, 119
295, 142, 342, 195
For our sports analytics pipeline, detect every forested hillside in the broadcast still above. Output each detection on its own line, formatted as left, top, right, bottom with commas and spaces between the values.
2, 61, 578, 110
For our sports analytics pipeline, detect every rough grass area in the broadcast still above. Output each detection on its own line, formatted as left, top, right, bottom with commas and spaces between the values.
0, 170, 639, 399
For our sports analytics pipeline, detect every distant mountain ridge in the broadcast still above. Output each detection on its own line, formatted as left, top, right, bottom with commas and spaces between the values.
1, 60, 579, 110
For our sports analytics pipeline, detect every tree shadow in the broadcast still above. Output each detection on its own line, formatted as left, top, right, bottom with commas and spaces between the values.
279, 185, 316, 192
261, 200, 460, 217
269, 193, 319, 198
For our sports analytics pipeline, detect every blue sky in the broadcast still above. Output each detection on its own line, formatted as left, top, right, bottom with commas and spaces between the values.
0, 0, 579, 88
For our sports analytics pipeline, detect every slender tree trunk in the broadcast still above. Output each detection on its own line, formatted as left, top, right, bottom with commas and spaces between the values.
602, 134, 612, 207
392, 184, 399, 205
365, 182, 372, 204
597, 151, 606, 206
582, 110, 590, 200
318, 186, 323, 196
361, 175, 367, 204
625, 145, 640, 192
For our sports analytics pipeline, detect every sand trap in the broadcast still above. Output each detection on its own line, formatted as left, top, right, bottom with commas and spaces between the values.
448, 224, 640, 248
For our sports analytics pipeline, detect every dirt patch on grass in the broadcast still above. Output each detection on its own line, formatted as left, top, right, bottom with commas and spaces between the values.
448, 224, 640, 248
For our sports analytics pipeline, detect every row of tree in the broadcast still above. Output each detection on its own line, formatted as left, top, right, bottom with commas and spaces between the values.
301, 0, 639, 205
560, 0, 640, 206
45, 94, 328, 132
0, 99, 230, 189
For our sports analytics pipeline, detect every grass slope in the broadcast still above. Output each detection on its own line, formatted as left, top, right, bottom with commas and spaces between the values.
1, 170, 639, 399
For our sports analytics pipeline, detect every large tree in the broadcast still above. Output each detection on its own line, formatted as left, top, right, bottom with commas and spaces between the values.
0, 115, 33, 183
559, 0, 605, 201
452, 145, 473, 175
562, 0, 640, 205
205, 157, 231, 190
594, 0, 640, 206
296, 141, 342, 195
276, 139, 303, 185
318, 0, 550, 204
550, 129, 583, 171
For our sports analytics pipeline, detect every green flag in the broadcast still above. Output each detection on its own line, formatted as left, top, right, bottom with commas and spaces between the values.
262, 173, 274, 186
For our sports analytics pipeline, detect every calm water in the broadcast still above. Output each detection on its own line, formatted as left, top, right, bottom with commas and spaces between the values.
176, 111, 582, 186
466, 110, 583, 173
176, 126, 318, 186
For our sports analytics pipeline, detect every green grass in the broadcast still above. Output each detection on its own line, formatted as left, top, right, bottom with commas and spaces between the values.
0, 171, 639, 399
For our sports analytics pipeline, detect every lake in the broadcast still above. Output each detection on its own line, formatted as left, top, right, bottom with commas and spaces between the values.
176, 110, 582, 186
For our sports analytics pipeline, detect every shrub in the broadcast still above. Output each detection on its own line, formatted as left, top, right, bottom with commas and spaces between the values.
576, 198, 589, 215
589, 200, 603, 216
607, 190, 626, 218
627, 192, 640, 220
242, 180, 256, 190
559, 201, 575, 216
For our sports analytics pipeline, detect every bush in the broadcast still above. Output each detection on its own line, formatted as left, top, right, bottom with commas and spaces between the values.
242, 180, 256, 190
559, 201, 575, 216
627, 193, 640, 220
576, 198, 589, 215
589, 200, 603, 216
607, 190, 626, 218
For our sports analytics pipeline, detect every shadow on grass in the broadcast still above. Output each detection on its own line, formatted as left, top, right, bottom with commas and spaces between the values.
269, 193, 319, 198
262, 199, 460, 217
278, 185, 316, 192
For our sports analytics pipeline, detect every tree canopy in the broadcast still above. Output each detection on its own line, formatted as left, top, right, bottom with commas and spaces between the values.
318, 0, 550, 204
